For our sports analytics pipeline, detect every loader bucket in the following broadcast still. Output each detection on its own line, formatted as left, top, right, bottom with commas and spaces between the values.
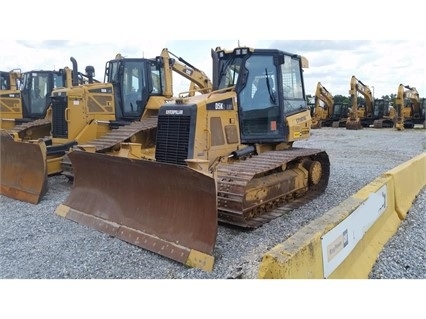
56, 150, 218, 271
0, 131, 48, 204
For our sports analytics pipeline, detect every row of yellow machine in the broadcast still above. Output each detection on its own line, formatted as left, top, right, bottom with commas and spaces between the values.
309, 77, 425, 130
0, 46, 423, 271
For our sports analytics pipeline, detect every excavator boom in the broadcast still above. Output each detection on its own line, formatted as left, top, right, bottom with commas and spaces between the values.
311, 82, 334, 129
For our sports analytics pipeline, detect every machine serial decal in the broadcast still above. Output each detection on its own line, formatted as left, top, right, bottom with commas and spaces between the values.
295, 115, 308, 123
206, 98, 233, 111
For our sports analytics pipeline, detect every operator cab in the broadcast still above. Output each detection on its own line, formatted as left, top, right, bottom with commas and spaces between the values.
213, 47, 308, 144
0, 71, 11, 90
105, 57, 166, 122
20, 70, 65, 120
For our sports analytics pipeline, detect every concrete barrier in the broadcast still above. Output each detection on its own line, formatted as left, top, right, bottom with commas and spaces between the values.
258, 152, 426, 279
385, 153, 426, 219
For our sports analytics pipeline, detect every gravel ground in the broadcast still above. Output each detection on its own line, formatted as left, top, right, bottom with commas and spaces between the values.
0, 127, 425, 280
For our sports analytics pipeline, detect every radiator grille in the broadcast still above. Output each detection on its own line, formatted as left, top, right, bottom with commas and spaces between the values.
155, 114, 191, 165
51, 97, 67, 138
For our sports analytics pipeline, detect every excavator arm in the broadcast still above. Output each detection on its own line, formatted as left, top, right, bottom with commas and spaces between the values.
395, 84, 420, 130
9, 70, 21, 91
346, 75, 374, 129
311, 82, 334, 129
159, 48, 212, 96
316, 82, 334, 116
407, 86, 420, 119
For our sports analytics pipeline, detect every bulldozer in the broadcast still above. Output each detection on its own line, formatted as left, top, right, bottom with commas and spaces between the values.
0, 62, 98, 204
0, 67, 73, 139
310, 82, 334, 129
0, 49, 212, 204
1, 69, 22, 130
59, 49, 213, 180
56, 46, 331, 272
394, 84, 421, 130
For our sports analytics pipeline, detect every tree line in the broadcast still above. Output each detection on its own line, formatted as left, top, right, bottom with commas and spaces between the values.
306, 94, 398, 105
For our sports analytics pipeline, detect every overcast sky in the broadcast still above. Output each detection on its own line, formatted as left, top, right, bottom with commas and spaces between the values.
1, 1, 425, 100
1, 39, 424, 99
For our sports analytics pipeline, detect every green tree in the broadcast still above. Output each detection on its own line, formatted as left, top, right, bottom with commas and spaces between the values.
333, 94, 350, 104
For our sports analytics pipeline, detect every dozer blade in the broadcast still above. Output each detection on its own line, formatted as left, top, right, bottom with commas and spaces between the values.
56, 150, 218, 271
0, 131, 48, 204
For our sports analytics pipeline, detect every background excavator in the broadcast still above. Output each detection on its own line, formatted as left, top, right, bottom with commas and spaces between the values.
310, 82, 334, 129
329, 102, 350, 127
372, 99, 395, 128
346, 75, 375, 129
56, 46, 330, 272
0, 49, 212, 204
394, 84, 422, 130
346, 75, 393, 129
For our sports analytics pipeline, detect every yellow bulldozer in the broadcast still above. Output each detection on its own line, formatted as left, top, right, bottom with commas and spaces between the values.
0, 61, 99, 204
0, 49, 212, 204
1, 69, 22, 130
56, 46, 331, 272
0, 67, 79, 139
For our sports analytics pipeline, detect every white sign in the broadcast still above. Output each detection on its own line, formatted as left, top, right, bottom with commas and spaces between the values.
321, 184, 387, 278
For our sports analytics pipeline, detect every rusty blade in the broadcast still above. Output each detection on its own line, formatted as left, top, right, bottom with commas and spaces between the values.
59, 150, 218, 271
0, 131, 48, 204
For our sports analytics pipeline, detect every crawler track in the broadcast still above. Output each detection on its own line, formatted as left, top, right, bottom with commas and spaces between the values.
81, 117, 158, 152
216, 148, 330, 228
8, 118, 51, 140
61, 117, 158, 178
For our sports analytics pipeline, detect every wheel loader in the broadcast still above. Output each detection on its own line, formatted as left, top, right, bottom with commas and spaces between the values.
56, 46, 330, 272
0, 49, 212, 204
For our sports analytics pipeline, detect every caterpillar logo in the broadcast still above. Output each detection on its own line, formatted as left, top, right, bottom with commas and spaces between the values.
165, 109, 184, 115
357, 84, 366, 93
183, 68, 193, 76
